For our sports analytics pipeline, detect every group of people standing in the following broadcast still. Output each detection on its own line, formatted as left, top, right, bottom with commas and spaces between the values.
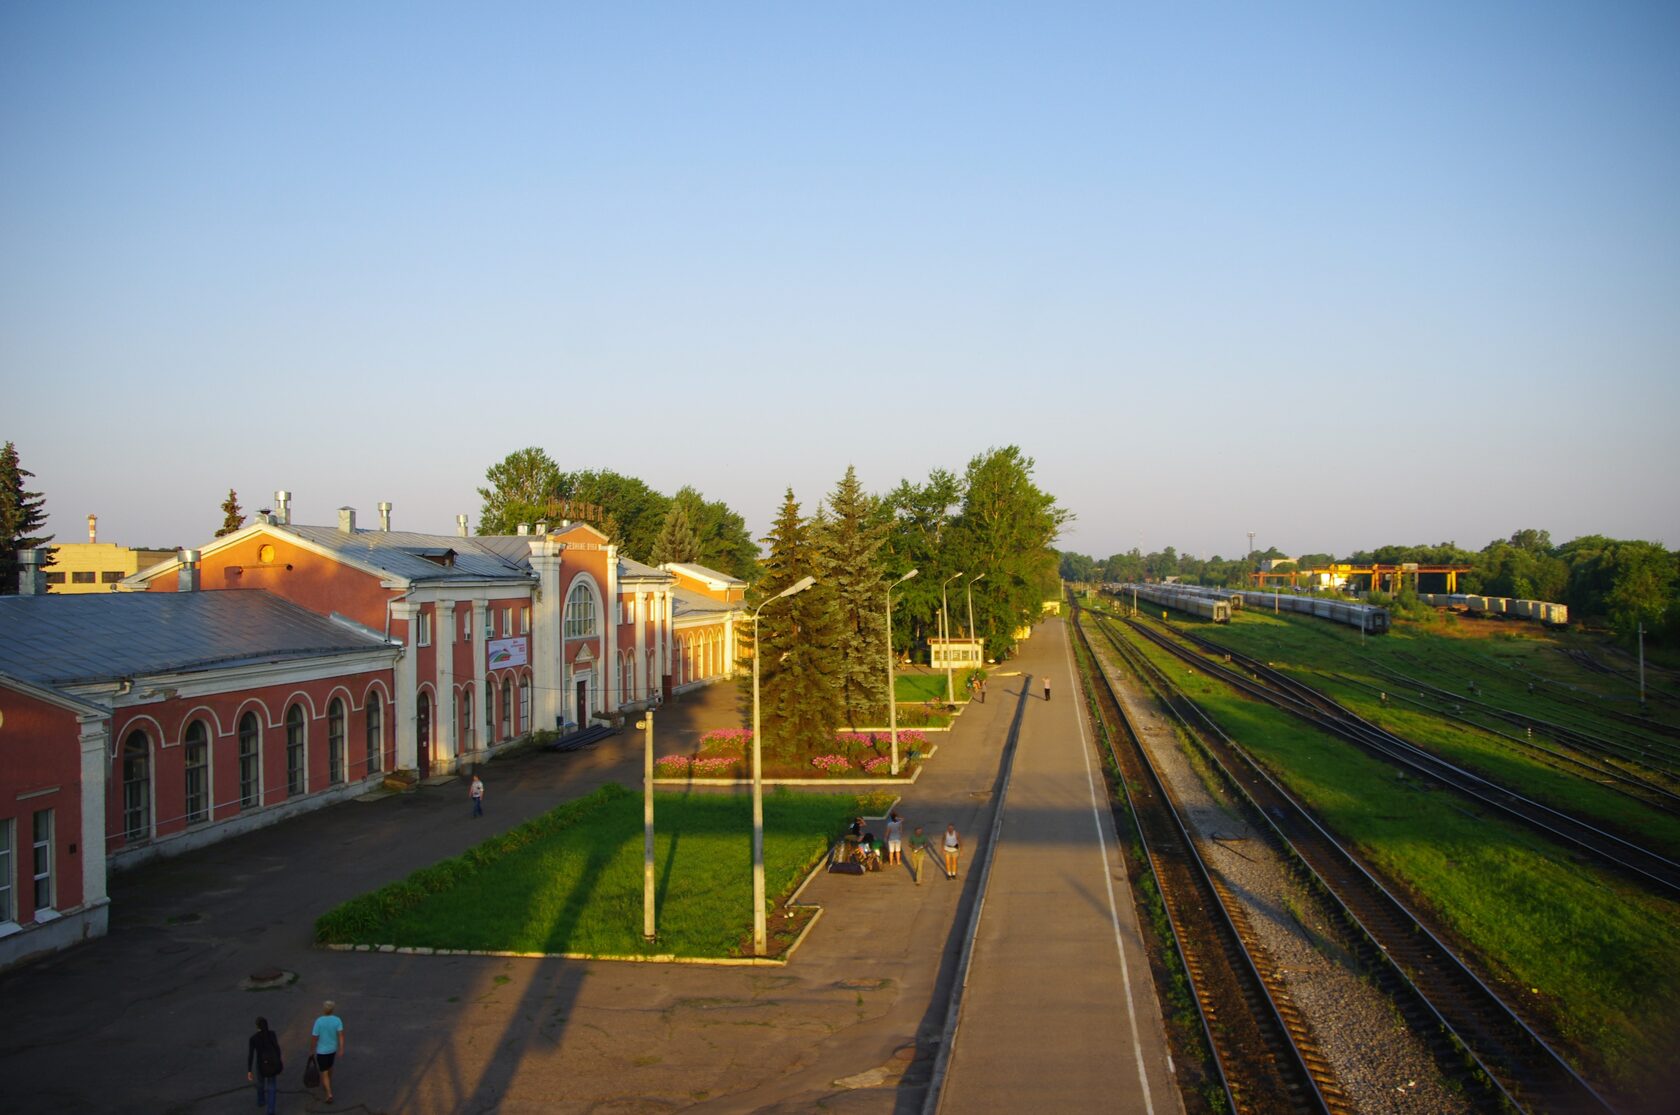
850, 813, 962, 883
245, 1001, 345, 1110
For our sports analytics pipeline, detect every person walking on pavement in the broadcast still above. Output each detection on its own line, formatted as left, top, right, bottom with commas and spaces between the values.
943, 823, 961, 879
909, 826, 929, 883
246, 1017, 283, 1114
885, 812, 904, 867
470, 773, 485, 818
311, 1000, 346, 1104
1043, 676, 1051, 702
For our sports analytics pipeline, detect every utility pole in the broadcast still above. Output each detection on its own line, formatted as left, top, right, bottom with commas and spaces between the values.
637, 711, 656, 941
1639, 623, 1647, 708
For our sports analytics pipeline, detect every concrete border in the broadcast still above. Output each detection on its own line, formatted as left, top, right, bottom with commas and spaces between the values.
653, 746, 939, 787
921, 673, 1034, 1115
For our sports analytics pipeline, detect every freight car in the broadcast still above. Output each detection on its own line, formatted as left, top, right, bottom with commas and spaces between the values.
1417, 593, 1568, 626
1228, 588, 1390, 634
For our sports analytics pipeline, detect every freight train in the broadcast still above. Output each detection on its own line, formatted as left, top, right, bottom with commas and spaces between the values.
1416, 593, 1568, 625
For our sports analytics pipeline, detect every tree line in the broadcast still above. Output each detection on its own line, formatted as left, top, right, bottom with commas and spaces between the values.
1060, 529, 1680, 644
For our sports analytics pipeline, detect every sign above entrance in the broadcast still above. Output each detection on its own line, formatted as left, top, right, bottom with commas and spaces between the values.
488, 637, 529, 669
929, 637, 983, 670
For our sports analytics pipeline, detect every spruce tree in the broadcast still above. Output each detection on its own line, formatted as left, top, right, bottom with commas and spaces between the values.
0, 441, 53, 595
650, 502, 702, 565
216, 489, 246, 537
739, 489, 841, 752
816, 465, 890, 726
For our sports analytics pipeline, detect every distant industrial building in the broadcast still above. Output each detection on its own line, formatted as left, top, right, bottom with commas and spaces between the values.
44, 515, 174, 593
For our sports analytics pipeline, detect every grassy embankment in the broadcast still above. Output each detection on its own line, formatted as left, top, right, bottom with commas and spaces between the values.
1106, 614, 1680, 1088
316, 784, 889, 958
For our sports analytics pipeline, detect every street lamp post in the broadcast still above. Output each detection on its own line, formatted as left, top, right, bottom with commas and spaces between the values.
940, 572, 965, 704
635, 710, 656, 940
965, 572, 985, 641
751, 574, 816, 957
885, 569, 919, 775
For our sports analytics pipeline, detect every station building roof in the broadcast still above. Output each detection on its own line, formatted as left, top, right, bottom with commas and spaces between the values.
0, 590, 396, 688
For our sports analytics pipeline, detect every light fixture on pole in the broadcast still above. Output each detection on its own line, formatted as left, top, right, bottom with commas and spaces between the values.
750, 574, 815, 957
885, 569, 918, 776
940, 572, 965, 704
965, 572, 985, 641
635, 710, 656, 940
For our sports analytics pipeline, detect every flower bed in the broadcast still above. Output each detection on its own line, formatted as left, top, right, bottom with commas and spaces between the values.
657, 728, 929, 780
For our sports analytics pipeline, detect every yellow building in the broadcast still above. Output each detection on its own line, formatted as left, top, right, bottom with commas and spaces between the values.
45, 516, 176, 593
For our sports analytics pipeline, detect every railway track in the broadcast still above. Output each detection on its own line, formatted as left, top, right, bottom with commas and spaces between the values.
1125, 616, 1680, 899
1088, 608, 1618, 1115
1069, 607, 1345, 1115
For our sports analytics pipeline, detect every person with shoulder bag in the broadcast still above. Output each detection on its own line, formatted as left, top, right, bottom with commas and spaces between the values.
246, 1017, 283, 1114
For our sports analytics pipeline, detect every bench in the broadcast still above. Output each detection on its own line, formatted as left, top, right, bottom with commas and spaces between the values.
545, 724, 617, 753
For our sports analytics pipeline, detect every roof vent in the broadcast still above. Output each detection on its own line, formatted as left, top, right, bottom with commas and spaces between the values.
378, 501, 392, 531
88, 514, 98, 544
456, 514, 469, 538
16, 548, 47, 595
274, 490, 292, 526
517, 523, 530, 536
338, 507, 357, 534
178, 549, 201, 593
535, 522, 548, 535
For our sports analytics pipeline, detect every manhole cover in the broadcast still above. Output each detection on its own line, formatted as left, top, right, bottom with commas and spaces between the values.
156, 942, 191, 956
241, 968, 298, 991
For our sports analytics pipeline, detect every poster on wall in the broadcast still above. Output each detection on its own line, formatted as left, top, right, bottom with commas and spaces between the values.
488, 637, 529, 669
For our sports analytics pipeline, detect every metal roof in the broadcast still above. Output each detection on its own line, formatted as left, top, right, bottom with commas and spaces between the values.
0, 591, 396, 688
285, 526, 536, 583
671, 585, 739, 619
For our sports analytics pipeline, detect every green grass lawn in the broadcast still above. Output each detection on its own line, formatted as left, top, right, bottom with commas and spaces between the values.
895, 672, 959, 703
1102, 616, 1680, 1087
316, 784, 889, 958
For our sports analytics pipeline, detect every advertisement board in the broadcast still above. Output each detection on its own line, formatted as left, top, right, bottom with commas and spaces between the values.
488, 637, 529, 669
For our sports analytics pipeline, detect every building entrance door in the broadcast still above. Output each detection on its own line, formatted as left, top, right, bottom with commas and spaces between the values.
417, 693, 432, 779
575, 678, 588, 728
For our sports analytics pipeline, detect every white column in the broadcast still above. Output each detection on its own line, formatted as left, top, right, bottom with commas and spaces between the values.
78, 715, 110, 909
529, 539, 565, 732
436, 598, 456, 770
605, 545, 620, 712
725, 613, 737, 676
661, 591, 674, 695
471, 600, 488, 752
392, 600, 420, 771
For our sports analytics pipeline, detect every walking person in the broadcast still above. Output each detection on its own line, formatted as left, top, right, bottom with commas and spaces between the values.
885, 812, 904, 867
909, 826, 929, 884
311, 1000, 346, 1104
470, 773, 484, 818
246, 1017, 283, 1114
943, 823, 961, 880
1043, 676, 1051, 702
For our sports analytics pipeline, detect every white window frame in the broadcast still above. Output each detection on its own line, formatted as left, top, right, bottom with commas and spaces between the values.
184, 720, 211, 826
416, 610, 433, 647
565, 582, 598, 638
0, 818, 13, 924
31, 810, 53, 915
521, 605, 531, 635
286, 705, 307, 796
238, 712, 262, 809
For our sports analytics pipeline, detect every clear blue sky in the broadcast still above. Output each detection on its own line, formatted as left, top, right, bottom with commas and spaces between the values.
4, 2, 1676, 561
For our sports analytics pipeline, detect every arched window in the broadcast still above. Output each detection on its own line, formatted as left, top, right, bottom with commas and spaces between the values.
460, 687, 474, 751
286, 705, 306, 796
121, 730, 151, 842
564, 581, 597, 638
520, 673, 532, 732
327, 698, 346, 784
238, 712, 261, 808
485, 678, 496, 741
500, 676, 512, 739
184, 720, 210, 825
365, 691, 383, 775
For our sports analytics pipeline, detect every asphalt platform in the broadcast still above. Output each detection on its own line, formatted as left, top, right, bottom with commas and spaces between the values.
0, 618, 1178, 1114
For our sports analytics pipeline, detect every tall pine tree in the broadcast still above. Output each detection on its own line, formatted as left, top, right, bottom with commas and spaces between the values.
0, 441, 52, 595
816, 465, 890, 726
739, 490, 840, 752
650, 502, 702, 565
216, 489, 246, 537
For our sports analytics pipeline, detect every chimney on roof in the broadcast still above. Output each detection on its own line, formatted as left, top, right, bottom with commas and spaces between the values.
338, 507, 357, 534
535, 522, 547, 535
378, 501, 392, 531
88, 514, 98, 544
517, 523, 529, 536
16, 548, 47, 595
275, 490, 292, 526
177, 549, 201, 592
456, 514, 469, 538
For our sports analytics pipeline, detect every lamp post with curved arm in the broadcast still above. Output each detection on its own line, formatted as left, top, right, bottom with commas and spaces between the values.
965, 571, 986, 643
940, 571, 965, 704
751, 574, 816, 956
885, 569, 918, 775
